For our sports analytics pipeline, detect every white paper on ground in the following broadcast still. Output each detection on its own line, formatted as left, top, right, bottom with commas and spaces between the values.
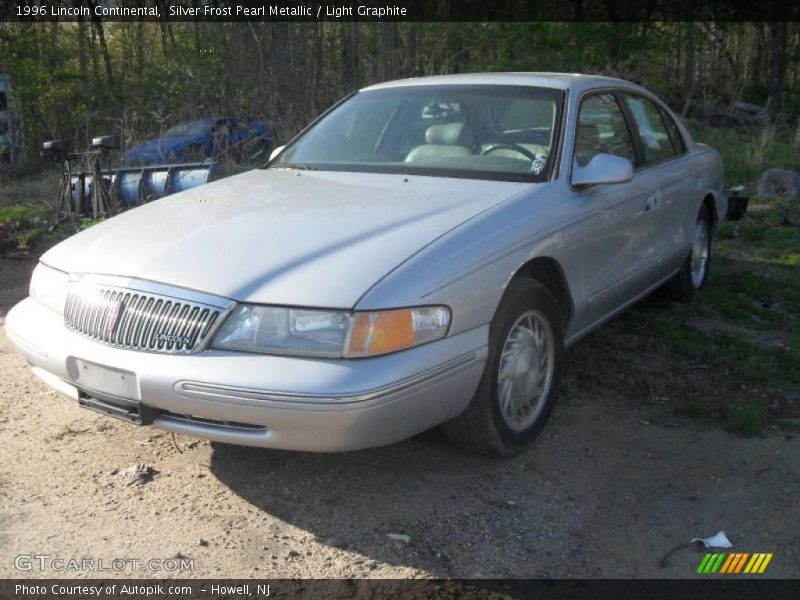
691, 530, 733, 549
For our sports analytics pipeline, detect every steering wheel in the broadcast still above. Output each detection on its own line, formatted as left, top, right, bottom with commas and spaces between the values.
480, 143, 538, 161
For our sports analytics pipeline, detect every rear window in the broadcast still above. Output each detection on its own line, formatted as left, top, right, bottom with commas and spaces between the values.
493, 98, 555, 133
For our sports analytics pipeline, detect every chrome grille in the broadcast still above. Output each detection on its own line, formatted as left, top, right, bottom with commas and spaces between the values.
64, 283, 223, 354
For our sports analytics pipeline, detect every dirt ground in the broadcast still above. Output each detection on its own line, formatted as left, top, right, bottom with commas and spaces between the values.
0, 257, 797, 579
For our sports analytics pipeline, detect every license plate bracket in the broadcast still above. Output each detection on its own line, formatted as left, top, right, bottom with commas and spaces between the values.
78, 390, 156, 426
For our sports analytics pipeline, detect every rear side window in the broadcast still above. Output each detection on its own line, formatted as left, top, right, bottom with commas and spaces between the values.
660, 108, 686, 154
623, 94, 677, 164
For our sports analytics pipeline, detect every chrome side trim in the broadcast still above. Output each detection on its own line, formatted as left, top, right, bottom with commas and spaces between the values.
587, 255, 664, 305
565, 266, 680, 347
174, 349, 485, 405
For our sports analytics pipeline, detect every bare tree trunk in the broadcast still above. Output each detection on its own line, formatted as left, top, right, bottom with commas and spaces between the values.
769, 14, 788, 116
794, 118, 800, 149
271, 23, 289, 120
89, 20, 100, 83
404, 23, 418, 77
312, 22, 323, 112
681, 23, 696, 117
382, 23, 397, 81
77, 18, 88, 85
135, 21, 144, 77
159, 22, 170, 56
88, 4, 114, 85
339, 24, 358, 94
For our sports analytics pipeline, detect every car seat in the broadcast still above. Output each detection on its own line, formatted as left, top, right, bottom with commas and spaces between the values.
405, 122, 474, 162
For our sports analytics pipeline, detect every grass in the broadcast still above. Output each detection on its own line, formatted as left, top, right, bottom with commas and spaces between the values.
687, 120, 800, 186
625, 196, 800, 436
0, 162, 108, 252
0, 156, 245, 254
777, 419, 800, 433
724, 404, 767, 437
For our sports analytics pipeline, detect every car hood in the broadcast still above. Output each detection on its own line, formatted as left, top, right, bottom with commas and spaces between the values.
42, 169, 530, 308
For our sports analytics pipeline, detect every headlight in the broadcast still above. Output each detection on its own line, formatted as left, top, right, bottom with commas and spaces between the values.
29, 263, 68, 314
212, 305, 450, 358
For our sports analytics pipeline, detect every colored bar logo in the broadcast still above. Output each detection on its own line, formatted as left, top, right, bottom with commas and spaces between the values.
697, 553, 773, 574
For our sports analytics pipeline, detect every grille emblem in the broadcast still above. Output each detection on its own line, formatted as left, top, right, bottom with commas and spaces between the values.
106, 300, 123, 333
154, 332, 192, 345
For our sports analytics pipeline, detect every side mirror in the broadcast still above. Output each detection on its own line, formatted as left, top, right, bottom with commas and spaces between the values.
571, 153, 633, 187
269, 145, 285, 161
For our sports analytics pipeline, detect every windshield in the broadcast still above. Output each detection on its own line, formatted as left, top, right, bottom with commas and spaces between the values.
165, 120, 211, 138
270, 85, 564, 182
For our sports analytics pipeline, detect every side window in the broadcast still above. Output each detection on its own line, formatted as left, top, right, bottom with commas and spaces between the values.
574, 93, 635, 168
660, 107, 686, 154
623, 94, 677, 163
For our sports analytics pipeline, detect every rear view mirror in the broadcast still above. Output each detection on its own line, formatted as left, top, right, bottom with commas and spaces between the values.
571, 153, 633, 187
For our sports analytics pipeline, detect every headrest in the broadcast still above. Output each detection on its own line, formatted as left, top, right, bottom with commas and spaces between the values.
425, 122, 473, 146
576, 124, 600, 143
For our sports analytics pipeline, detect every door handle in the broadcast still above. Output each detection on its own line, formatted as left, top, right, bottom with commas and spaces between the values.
644, 190, 661, 213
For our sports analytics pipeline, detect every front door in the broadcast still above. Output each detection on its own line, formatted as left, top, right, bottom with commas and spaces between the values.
572, 92, 661, 331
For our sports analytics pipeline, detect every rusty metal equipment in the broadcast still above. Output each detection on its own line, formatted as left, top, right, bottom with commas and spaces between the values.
47, 135, 215, 218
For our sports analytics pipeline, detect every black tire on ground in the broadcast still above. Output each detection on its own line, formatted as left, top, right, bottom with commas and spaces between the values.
442, 278, 564, 457
668, 205, 712, 300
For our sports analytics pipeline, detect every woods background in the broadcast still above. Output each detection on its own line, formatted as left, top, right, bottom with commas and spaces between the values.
0, 21, 799, 151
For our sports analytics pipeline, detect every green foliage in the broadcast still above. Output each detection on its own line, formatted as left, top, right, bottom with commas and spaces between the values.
1, 22, 798, 154
724, 404, 766, 437
686, 121, 800, 186
624, 198, 799, 433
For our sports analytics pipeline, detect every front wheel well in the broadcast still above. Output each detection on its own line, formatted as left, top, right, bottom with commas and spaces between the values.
512, 257, 574, 330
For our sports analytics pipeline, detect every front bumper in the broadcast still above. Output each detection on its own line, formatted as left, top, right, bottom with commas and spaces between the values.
5, 297, 488, 452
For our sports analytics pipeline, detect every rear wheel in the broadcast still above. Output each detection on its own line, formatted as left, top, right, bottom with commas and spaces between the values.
442, 278, 564, 457
669, 206, 712, 300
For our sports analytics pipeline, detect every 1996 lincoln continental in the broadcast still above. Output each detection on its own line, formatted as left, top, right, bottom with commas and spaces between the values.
6, 74, 725, 456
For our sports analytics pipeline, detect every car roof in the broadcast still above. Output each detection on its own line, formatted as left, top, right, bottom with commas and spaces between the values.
361, 72, 637, 93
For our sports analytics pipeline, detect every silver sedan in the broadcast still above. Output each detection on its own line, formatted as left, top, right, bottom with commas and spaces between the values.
5, 73, 725, 456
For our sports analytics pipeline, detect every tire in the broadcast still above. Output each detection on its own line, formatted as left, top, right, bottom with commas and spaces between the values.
668, 205, 712, 300
442, 278, 564, 457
